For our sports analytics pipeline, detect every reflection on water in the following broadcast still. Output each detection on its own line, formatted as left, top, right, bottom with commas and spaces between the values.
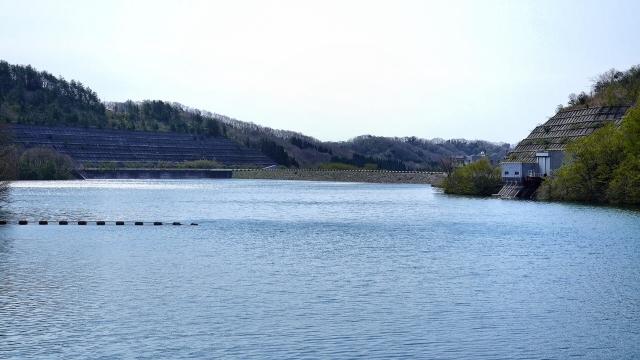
1, 179, 639, 359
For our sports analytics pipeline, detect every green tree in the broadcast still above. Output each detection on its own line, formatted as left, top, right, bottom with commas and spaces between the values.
205, 118, 220, 137
18, 147, 75, 180
440, 158, 501, 196
543, 123, 624, 202
607, 98, 640, 203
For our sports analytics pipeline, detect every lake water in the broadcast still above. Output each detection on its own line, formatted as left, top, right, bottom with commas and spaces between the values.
1, 179, 639, 359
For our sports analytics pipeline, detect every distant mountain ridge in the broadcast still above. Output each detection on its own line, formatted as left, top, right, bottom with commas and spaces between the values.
0, 60, 510, 170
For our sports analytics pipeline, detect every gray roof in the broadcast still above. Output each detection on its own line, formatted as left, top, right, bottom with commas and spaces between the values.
505, 106, 629, 163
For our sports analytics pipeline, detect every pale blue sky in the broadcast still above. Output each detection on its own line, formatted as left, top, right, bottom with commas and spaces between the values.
1, 0, 639, 144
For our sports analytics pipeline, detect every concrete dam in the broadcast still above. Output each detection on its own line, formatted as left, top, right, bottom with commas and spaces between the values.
10, 124, 276, 166
9, 124, 444, 184
77, 169, 233, 179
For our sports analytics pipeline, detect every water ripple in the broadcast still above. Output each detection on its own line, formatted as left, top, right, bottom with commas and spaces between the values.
1, 180, 639, 358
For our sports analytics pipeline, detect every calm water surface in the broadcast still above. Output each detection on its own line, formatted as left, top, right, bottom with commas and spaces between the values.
1, 179, 639, 359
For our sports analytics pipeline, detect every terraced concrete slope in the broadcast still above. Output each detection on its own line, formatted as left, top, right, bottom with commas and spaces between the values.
10, 124, 276, 166
506, 106, 629, 163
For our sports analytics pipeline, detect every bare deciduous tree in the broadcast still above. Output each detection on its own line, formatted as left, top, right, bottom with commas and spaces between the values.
437, 155, 457, 179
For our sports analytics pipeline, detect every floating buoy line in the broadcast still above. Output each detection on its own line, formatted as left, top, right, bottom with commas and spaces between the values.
0, 220, 198, 226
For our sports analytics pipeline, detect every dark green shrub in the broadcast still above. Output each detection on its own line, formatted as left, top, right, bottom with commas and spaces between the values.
18, 147, 75, 180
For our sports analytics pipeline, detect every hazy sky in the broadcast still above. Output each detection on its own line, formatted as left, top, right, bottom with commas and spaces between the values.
1, 0, 639, 144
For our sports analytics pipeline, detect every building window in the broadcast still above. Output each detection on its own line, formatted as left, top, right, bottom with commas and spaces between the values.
515, 171, 519, 175
504, 171, 509, 175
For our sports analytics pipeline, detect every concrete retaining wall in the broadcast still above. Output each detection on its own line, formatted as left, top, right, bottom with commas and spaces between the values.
232, 169, 444, 184
76, 168, 444, 184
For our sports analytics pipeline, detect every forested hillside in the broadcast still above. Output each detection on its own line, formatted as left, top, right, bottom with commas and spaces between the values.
0, 61, 107, 127
558, 65, 640, 112
0, 60, 510, 171
333, 135, 509, 171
